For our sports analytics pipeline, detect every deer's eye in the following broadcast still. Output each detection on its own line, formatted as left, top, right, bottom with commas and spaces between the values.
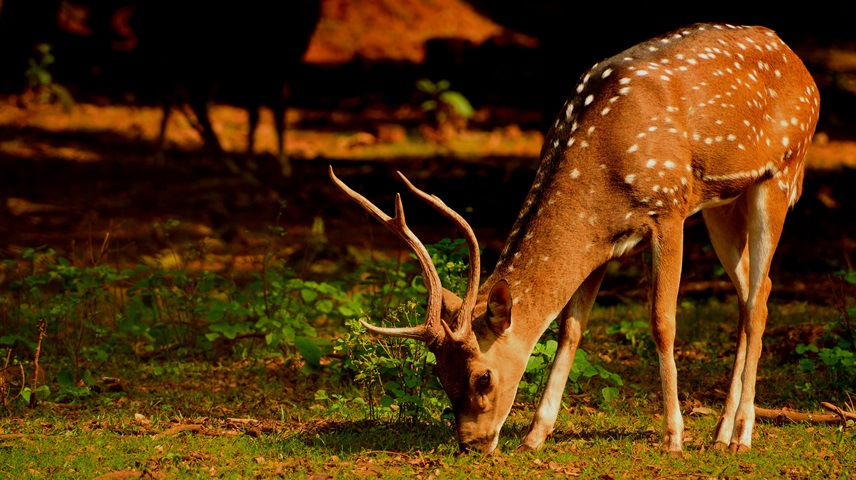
477, 371, 492, 390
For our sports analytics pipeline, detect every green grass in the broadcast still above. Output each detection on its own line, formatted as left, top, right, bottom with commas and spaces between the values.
2, 297, 853, 479
2, 374, 853, 479
0, 240, 852, 478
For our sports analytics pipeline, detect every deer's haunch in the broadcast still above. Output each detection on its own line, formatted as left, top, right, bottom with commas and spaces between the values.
331, 23, 819, 455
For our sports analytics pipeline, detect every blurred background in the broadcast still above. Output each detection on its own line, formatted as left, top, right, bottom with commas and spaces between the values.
0, 0, 853, 301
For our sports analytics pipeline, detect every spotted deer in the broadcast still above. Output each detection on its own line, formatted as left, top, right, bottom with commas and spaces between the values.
330, 23, 819, 455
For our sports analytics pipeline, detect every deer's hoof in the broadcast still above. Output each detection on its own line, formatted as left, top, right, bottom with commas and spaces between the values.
516, 443, 536, 453
729, 442, 751, 453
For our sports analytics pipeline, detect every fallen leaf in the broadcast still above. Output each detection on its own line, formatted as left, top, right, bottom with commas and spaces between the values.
692, 406, 715, 416
134, 413, 150, 426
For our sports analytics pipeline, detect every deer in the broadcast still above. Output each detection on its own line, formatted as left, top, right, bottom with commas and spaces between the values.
132, 0, 321, 176
330, 23, 819, 455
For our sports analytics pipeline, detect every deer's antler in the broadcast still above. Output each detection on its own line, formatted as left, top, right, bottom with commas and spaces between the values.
395, 172, 481, 340
328, 166, 445, 345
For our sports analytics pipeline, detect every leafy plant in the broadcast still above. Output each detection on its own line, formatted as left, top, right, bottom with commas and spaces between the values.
607, 319, 654, 359
793, 270, 856, 394
416, 78, 474, 137
329, 240, 473, 422
521, 337, 623, 404
24, 43, 74, 110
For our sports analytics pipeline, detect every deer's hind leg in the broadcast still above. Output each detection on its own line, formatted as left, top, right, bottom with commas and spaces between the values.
702, 181, 790, 452
702, 198, 751, 449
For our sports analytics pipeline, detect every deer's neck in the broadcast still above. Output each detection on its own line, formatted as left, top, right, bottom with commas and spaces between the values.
480, 150, 630, 347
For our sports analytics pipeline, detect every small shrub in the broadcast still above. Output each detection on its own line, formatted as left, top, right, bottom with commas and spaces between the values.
416, 78, 474, 137
793, 270, 856, 395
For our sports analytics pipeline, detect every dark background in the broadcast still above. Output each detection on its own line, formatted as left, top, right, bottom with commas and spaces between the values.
0, 0, 853, 303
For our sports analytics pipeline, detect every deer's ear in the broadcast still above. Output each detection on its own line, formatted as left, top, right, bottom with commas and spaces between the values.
441, 288, 463, 323
487, 280, 512, 335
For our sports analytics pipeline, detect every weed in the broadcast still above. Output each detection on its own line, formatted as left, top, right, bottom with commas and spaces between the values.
416, 78, 474, 138
24, 43, 74, 110
793, 270, 856, 395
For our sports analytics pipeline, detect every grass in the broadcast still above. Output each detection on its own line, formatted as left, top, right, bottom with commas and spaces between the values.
2, 296, 853, 479
2, 381, 853, 478
0, 231, 852, 478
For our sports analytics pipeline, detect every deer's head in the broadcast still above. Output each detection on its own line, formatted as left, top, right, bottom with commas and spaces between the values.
330, 167, 524, 453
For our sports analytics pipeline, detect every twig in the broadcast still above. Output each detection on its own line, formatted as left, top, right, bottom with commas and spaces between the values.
821, 401, 856, 422
227, 417, 259, 424
755, 404, 853, 425
30, 319, 46, 408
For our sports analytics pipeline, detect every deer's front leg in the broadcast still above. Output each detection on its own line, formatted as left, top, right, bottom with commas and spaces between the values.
520, 265, 607, 451
650, 221, 685, 455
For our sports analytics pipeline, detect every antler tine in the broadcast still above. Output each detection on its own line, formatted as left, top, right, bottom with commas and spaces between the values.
328, 166, 444, 345
396, 172, 481, 336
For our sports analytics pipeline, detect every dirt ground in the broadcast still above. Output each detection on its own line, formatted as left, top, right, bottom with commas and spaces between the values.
0, 0, 854, 306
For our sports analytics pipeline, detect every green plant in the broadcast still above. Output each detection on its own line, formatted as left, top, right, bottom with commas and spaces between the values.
0, 220, 363, 405
520, 337, 623, 404
332, 313, 445, 422
24, 43, 74, 110
416, 78, 474, 136
329, 240, 473, 422
792, 270, 856, 394
606, 319, 654, 359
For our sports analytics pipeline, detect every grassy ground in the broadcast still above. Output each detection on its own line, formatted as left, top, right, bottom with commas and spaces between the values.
2, 298, 853, 479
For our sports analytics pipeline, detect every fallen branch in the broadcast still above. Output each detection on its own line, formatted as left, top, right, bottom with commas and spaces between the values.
755, 403, 854, 425
821, 401, 856, 422
227, 417, 259, 424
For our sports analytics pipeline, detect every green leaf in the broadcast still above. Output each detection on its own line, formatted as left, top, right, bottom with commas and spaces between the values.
294, 336, 322, 367
316, 299, 333, 314
314, 389, 329, 401
798, 358, 816, 372
206, 306, 226, 322
526, 355, 544, 373
57, 368, 75, 389
601, 386, 620, 403
209, 322, 245, 340
416, 78, 436, 94
35, 385, 51, 400
300, 289, 318, 303
544, 340, 558, 357
81, 369, 96, 387
439, 91, 474, 118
